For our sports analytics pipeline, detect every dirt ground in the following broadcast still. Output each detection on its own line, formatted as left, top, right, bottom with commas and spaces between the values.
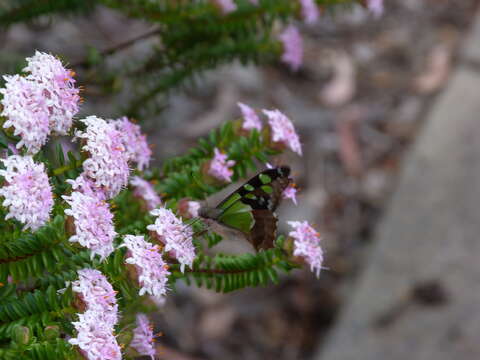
1, 1, 479, 359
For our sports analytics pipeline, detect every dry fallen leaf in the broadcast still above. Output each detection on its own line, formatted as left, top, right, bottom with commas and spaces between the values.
320, 51, 356, 107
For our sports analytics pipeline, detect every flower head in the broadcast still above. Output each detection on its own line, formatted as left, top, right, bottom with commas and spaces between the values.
120, 235, 170, 300
213, 0, 237, 13
288, 221, 323, 277
177, 198, 201, 219
299, 0, 320, 24
279, 25, 303, 71
130, 314, 157, 359
24, 51, 80, 135
0, 155, 53, 231
63, 177, 117, 260
0, 75, 50, 154
71, 269, 118, 325
187, 201, 201, 218
75, 116, 130, 199
130, 176, 161, 211
367, 0, 384, 17
238, 102, 262, 132
208, 148, 235, 183
69, 312, 121, 360
282, 184, 298, 205
147, 207, 195, 272
112, 117, 152, 171
263, 109, 302, 155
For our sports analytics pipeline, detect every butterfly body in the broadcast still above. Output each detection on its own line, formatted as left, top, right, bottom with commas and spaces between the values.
199, 166, 291, 251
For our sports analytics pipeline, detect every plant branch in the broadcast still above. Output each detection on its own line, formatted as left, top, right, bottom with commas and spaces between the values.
71, 27, 162, 68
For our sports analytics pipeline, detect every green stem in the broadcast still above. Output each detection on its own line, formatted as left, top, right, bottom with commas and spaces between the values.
52, 161, 83, 176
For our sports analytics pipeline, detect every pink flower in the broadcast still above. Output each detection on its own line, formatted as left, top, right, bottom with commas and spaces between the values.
279, 25, 303, 71
147, 207, 195, 272
299, 0, 320, 24
67, 174, 105, 200
0, 75, 50, 154
130, 176, 161, 211
263, 109, 302, 155
213, 0, 237, 13
282, 184, 298, 205
120, 235, 170, 300
130, 314, 156, 359
69, 312, 121, 360
112, 117, 152, 171
208, 148, 235, 183
0, 155, 53, 231
367, 0, 384, 17
187, 201, 201, 218
69, 269, 120, 359
63, 177, 117, 260
238, 102, 262, 132
24, 51, 80, 135
71, 269, 119, 325
75, 116, 130, 199
288, 221, 323, 277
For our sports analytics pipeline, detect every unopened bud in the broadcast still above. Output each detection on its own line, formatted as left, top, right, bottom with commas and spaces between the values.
12, 325, 31, 345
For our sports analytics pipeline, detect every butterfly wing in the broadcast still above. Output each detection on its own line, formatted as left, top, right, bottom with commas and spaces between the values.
215, 166, 291, 250
216, 192, 255, 233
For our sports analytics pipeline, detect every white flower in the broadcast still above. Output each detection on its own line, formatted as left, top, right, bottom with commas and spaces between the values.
288, 221, 323, 277
75, 116, 130, 199
0, 75, 50, 154
112, 117, 152, 171
120, 235, 170, 300
130, 314, 156, 359
0, 155, 53, 230
24, 51, 80, 135
130, 176, 161, 210
263, 109, 302, 155
147, 207, 195, 272
63, 177, 117, 260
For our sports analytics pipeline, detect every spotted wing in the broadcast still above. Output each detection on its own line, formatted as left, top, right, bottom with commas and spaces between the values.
217, 166, 291, 250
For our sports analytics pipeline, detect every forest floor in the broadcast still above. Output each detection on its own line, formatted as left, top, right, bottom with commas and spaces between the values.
1, 1, 480, 359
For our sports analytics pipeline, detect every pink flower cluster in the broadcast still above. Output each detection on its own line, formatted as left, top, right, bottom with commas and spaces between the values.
213, 0, 237, 13
238, 102, 262, 132
367, 0, 384, 17
112, 117, 152, 171
187, 201, 201, 218
130, 314, 157, 359
0, 75, 49, 154
0, 52, 79, 154
0, 155, 53, 231
75, 116, 130, 199
69, 269, 121, 360
121, 235, 170, 300
299, 0, 320, 24
279, 25, 303, 71
130, 176, 161, 211
208, 148, 235, 183
24, 51, 80, 135
288, 221, 324, 277
263, 109, 302, 155
282, 184, 298, 205
63, 176, 117, 260
147, 207, 195, 272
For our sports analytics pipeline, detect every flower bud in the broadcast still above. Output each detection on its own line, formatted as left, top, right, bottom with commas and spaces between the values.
12, 325, 31, 345
44, 325, 60, 341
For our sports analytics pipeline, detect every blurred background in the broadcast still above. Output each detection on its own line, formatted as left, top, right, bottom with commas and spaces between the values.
2, 0, 480, 359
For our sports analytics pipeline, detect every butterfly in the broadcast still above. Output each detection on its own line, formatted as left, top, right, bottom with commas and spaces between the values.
199, 166, 292, 251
